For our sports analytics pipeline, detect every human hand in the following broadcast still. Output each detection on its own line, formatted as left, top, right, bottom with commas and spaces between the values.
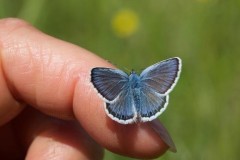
0, 18, 175, 159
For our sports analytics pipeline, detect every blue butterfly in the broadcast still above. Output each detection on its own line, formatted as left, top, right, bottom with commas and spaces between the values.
91, 57, 182, 124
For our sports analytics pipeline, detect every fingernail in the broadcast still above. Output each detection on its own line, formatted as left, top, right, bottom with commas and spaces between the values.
149, 120, 177, 152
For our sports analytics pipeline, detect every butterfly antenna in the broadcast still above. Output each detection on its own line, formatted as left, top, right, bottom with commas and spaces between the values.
123, 67, 131, 73
106, 59, 117, 66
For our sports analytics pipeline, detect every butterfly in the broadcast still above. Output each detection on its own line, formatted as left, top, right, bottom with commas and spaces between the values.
91, 57, 182, 124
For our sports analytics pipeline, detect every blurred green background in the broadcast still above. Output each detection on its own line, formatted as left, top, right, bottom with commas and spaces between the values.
1, 0, 240, 159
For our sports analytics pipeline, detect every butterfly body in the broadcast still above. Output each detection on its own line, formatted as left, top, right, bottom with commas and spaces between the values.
129, 71, 141, 89
126, 72, 141, 114
91, 57, 182, 124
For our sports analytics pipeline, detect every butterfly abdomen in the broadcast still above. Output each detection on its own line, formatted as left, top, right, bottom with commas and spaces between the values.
133, 88, 141, 113
129, 73, 143, 114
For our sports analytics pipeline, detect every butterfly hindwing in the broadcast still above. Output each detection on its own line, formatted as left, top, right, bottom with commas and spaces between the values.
105, 89, 137, 124
91, 68, 129, 102
140, 57, 181, 95
138, 87, 169, 122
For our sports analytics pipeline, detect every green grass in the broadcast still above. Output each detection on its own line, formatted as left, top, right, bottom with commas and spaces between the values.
1, 0, 240, 159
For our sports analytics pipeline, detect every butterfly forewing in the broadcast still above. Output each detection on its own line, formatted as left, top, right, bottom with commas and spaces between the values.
91, 68, 129, 101
140, 57, 181, 95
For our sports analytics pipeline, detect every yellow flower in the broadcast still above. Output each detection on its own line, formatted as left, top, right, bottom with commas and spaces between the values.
111, 9, 139, 38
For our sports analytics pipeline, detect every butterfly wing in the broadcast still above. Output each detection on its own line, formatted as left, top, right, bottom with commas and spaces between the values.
91, 68, 129, 102
140, 57, 182, 95
105, 89, 137, 124
91, 68, 136, 124
138, 87, 169, 122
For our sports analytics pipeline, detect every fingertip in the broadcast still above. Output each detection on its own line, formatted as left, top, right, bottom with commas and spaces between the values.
74, 80, 168, 158
73, 56, 168, 159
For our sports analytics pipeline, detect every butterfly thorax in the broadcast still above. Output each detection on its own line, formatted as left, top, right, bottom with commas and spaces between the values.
129, 72, 141, 89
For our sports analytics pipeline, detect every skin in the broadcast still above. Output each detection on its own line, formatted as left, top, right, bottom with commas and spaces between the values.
0, 18, 169, 159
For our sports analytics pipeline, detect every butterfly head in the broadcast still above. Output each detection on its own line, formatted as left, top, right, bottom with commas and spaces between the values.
130, 69, 136, 75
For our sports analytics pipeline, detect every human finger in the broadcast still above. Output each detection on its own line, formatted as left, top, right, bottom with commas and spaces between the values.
13, 107, 103, 160
0, 18, 169, 158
